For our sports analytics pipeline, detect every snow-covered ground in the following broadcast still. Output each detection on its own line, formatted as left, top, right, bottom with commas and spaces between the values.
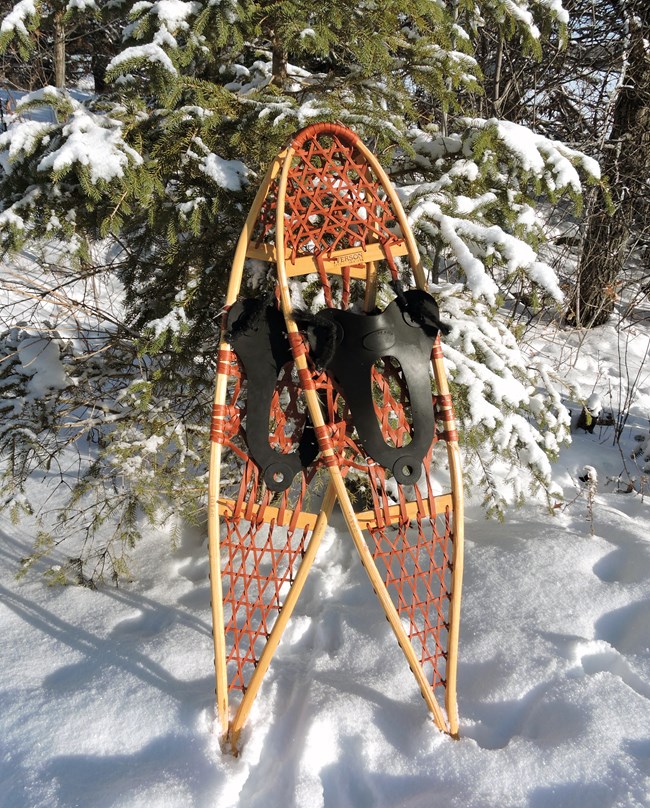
2, 290, 650, 807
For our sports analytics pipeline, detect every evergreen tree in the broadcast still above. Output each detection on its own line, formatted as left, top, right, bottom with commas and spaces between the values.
0, 0, 600, 582
0, 0, 123, 90
567, 1, 650, 327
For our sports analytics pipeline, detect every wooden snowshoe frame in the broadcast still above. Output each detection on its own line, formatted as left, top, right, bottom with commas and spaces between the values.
207, 123, 464, 750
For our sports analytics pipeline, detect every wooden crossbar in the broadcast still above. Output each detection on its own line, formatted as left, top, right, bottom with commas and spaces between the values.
355, 494, 453, 529
218, 497, 319, 531
218, 493, 453, 532
246, 241, 409, 277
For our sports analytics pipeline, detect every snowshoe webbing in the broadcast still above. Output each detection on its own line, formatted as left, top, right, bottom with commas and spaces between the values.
227, 300, 318, 492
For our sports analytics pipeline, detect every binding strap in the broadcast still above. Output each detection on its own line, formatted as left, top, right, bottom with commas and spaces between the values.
226, 300, 319, 492
314, 290, 446, 485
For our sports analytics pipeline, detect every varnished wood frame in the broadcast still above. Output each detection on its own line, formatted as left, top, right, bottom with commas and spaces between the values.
207, 124, 465, 748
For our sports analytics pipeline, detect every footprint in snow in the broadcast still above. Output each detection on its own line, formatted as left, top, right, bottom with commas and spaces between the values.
567, 637, 650, 701
110, 609, 176, 640
579, 648, 650, 700
594, 601, 650, 659
462, 681, 586, 750
592, 542, 650, 584
177, 585, 211, 612
176, 556, 209, 584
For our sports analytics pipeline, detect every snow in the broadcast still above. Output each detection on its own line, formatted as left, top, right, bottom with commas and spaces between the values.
66, 0, 98, 10
401, 123, 589, 310
416, 204, 500, 302
138, 0, 201, 30
0, 120, 53, 164
2, 287, 650, 807
198, 154, 248, 191
2, 432, 650, 806
465, 118, 601, 188
14, 99, 145, 184
147, 305, 187, 338
501, 0, 540, 39
15, 333, 70, 397
0, 207, 27, 230
0, 0, 37, 36
536, 0, 569, 25
582, 464, 598, 483
108, 43, 178, 76
586, 393, 602, 417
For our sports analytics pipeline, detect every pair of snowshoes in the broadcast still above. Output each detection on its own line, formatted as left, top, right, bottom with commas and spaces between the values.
207, 123, 464, 751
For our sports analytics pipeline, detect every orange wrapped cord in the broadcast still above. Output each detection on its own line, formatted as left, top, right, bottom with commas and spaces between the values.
437, 394, 459, 443
210, 404, 233, 444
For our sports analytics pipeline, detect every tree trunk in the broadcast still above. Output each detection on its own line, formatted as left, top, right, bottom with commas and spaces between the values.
53, 10, 66, 88
91, 27, 113, 93
568, 2, 650, 328
270, 32, 288, 88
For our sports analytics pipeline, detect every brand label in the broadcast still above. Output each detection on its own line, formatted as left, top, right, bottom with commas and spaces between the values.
362, 328, 396, 353
327, 251, 364, 266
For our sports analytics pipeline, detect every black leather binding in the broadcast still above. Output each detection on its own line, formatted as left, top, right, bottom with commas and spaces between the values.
227, 300, 318, 492
317, 291, 441, 484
